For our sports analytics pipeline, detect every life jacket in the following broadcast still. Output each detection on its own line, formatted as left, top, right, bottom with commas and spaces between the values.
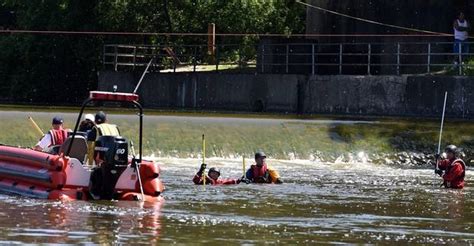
49, 129, 69, 146
193, 174, 238, 185
95, 123, 120, 140
444, 159, 466, 188
252, 164, 270, 183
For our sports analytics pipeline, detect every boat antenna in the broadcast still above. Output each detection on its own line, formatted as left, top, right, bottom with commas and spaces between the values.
435, 91, 448, 178
133, 57, 154, 94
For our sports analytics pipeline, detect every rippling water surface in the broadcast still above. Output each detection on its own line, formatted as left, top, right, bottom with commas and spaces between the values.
0, 111, 473, 244
0, 159, 472, 244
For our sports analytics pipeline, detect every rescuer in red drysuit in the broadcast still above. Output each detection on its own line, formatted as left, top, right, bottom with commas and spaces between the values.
435, 145, 466, 189
193, 164, 243, 185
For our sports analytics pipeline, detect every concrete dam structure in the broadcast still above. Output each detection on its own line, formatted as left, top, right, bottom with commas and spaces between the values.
99, 71, 474, 119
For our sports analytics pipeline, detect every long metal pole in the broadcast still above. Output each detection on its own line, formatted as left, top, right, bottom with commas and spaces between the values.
133, 57, 154, 94
202, 134, 206, 188
436, 91, 448, 172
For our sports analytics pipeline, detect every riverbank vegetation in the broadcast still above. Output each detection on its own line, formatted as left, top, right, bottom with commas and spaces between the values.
0, 1, 305, 104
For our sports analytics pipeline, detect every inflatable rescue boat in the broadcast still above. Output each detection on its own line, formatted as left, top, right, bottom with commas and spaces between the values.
0, 91, 164, 202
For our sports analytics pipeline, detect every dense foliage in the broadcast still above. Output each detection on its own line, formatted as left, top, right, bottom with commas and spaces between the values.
0, 0, 305, 104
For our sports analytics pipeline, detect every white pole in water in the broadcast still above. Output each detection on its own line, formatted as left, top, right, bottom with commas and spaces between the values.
136, 162, 145, 201
436, 91, 448, 172
131, 141, 145, 201
133, 58, 154, 94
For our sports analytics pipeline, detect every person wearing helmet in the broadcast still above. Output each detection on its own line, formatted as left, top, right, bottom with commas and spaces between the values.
192, 163, 243, 185
86, 111, 120, 141
78, 113, 95, 133
86, 111, 121, 165
435, 145, 466, 189
245, 151, 283, 184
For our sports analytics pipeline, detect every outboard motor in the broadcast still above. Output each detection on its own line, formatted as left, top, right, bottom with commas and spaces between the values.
90, 136, 128, 199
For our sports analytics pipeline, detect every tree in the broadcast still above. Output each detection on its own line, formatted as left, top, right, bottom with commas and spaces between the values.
0, 0, 306, 104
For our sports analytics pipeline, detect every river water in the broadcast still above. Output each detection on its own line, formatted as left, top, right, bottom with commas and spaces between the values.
0, 111, 472, 244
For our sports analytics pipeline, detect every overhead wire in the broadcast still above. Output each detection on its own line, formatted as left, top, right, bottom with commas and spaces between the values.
296, 0, 453, 37
0, 29, 452, 38
0, 1, 458, 38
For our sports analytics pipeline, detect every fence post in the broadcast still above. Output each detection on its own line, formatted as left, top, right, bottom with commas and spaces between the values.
193, 46, 197, 72
367, 44, 371, 75
114, 45, 118, 72
173, 51, 177, 73
216, 45, 219, 72
458, 45, 462, 75
133, 46, 137, 70
261, 44, 265, 73
286, 44, 289, 74
311, 44, 315, 75
339, 44, 343, 75
102, 45, 106, 69
397, 43, 400, 75
238, 45, 243, 70
427, 43, 431, 74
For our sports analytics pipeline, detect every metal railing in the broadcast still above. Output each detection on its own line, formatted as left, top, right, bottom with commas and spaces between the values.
260, 42, 473, 75
103, 42, 473, 75
102, 44, 257, 73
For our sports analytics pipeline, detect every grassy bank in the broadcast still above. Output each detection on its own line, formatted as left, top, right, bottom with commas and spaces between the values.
1, 109, 474, 165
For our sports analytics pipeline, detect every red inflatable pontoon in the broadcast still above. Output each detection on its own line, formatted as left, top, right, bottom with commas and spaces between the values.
0, 91, 164, 202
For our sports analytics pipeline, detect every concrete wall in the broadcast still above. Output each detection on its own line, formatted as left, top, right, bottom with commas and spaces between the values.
99, 72, 301, 113
302, 76, 407, 115
99, 71, 474, 118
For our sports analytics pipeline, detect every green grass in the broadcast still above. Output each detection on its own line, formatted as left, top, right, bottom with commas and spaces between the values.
3, 109, 474, 164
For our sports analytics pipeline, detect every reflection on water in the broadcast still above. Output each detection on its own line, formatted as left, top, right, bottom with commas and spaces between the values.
161, 158, 474, 244
0, 158, 472, 244
0, 197, 162, 244
0, 111, 473, 243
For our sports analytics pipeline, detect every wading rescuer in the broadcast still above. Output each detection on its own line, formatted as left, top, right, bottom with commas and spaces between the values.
86, 111, 120, 165
193, 164, 244, 185
245, 152, 283, 184
34, 116, 70, 152
435, 145, 466, 189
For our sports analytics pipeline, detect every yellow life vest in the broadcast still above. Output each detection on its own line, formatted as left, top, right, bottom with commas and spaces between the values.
86, 123, 121, 166
267, 166, 281, 183
95, 123, 120, 140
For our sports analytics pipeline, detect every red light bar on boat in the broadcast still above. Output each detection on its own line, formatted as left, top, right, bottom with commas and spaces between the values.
89, 91, 139, 102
